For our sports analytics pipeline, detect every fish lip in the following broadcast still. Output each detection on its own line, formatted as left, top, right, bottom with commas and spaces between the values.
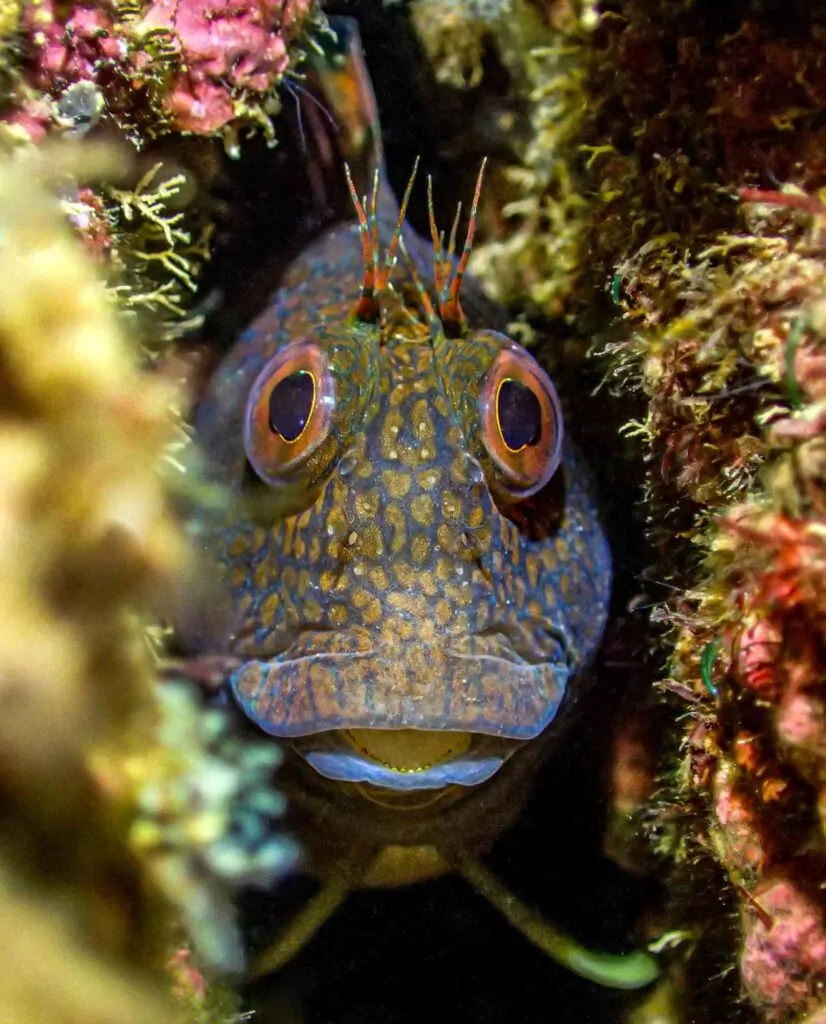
228, 641, 571, 742
292, 732, 520, 791
299, 749, 507, 790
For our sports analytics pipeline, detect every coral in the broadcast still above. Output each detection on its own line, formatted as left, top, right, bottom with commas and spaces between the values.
16, 0, 318, 143
0, 862, 173, 1024
647, 210, 826, 1020
134, 0, 308, 138
23, 2, 126, 96
0, 144, 183, 1022
741, 878, 826, 1019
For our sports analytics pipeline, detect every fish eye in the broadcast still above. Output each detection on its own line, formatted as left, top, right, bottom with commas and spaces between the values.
269, 370, 316, 443
496, 378, 542, 452
244, 342, 334, 486
480, 346, 563, 498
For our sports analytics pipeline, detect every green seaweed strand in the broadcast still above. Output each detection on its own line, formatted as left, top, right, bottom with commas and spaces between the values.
610, 272, 622, 307
700, 637, 721, 698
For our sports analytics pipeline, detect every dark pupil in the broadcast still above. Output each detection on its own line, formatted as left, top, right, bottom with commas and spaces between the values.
497, 378, 542, 451
269, 371, 315, 442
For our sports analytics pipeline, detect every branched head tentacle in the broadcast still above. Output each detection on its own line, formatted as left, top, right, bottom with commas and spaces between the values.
426, 158, 488, 338
447, 201, 463, 265
344, 161, 380, 323
345, 156, 420, 337
427, 175, 448, 304
346, 156, 487, 343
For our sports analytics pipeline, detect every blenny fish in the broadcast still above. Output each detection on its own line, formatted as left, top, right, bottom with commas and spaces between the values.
189, 17, 658, 988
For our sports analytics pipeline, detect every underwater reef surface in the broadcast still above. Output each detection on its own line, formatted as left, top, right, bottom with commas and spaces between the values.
0, 142, 299, 1023
0, 146, 182, 1024
0, 5, 311, 1012
5, 0, 826, 1021
0, 0, 327, 335
416, 0, 826, 1020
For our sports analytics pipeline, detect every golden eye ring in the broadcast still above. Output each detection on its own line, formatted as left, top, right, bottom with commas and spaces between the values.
269, 369, 318, 445
244, 342, 334, 486
494, 375, 544, 454
480, 346, 563, 498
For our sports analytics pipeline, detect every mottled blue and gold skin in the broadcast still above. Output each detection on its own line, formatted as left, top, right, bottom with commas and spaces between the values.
192, 26, 610, 811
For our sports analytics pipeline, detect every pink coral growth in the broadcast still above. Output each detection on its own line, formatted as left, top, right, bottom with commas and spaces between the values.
23, 1, 125, 92
726, 512, 826, 615
13, 0, 314, 140
64, 188, 113, 261
166, 946, 207, 1004
3, 96, 53, 144
712, 759, 767, 878
741, 878, 826, 1020
734, 617, 783, 698
776, 652, 826, 780
137, 0, 311, 134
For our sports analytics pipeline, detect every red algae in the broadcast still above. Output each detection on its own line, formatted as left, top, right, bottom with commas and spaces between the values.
0, 0, 324, 330
136, 0, 302, 134
742, 879, 826, 1021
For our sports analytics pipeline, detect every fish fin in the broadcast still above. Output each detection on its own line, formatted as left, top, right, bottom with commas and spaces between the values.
455, 855, 661, 990
300, 17, 396, 224
249, 850, 370, 978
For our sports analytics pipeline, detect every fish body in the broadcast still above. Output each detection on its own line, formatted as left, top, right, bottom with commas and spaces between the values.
191, 19, 611, 880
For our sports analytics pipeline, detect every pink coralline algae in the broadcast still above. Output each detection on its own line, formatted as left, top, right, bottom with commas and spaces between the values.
741, 878, 826, 1020
734, 616, 783, 699
4, 0, 319, 322
711, 759, 767, 879
3, 95, 53, 144
15, 0, 316, 140
135, 0, 311, 134
776, 657, 826, 781
63, 187, 113, 261
23, 2, 125, 93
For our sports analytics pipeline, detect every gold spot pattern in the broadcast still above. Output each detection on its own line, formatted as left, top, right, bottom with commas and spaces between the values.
369, 566, 389, 590
382, 469, 412, 499
435, 600, 453, 628
194, 269, 612, 747
410, 493, 435, 526
411, 535, 430, 563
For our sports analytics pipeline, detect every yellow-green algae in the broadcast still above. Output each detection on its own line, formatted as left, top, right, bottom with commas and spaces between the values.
414, 0, 826, 1020
0, 145, 292, 1023
468, 0, 601, 319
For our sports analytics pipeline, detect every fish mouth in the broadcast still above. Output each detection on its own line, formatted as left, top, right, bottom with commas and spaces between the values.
229, 631, 571, 791
293, 728, 522, 791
